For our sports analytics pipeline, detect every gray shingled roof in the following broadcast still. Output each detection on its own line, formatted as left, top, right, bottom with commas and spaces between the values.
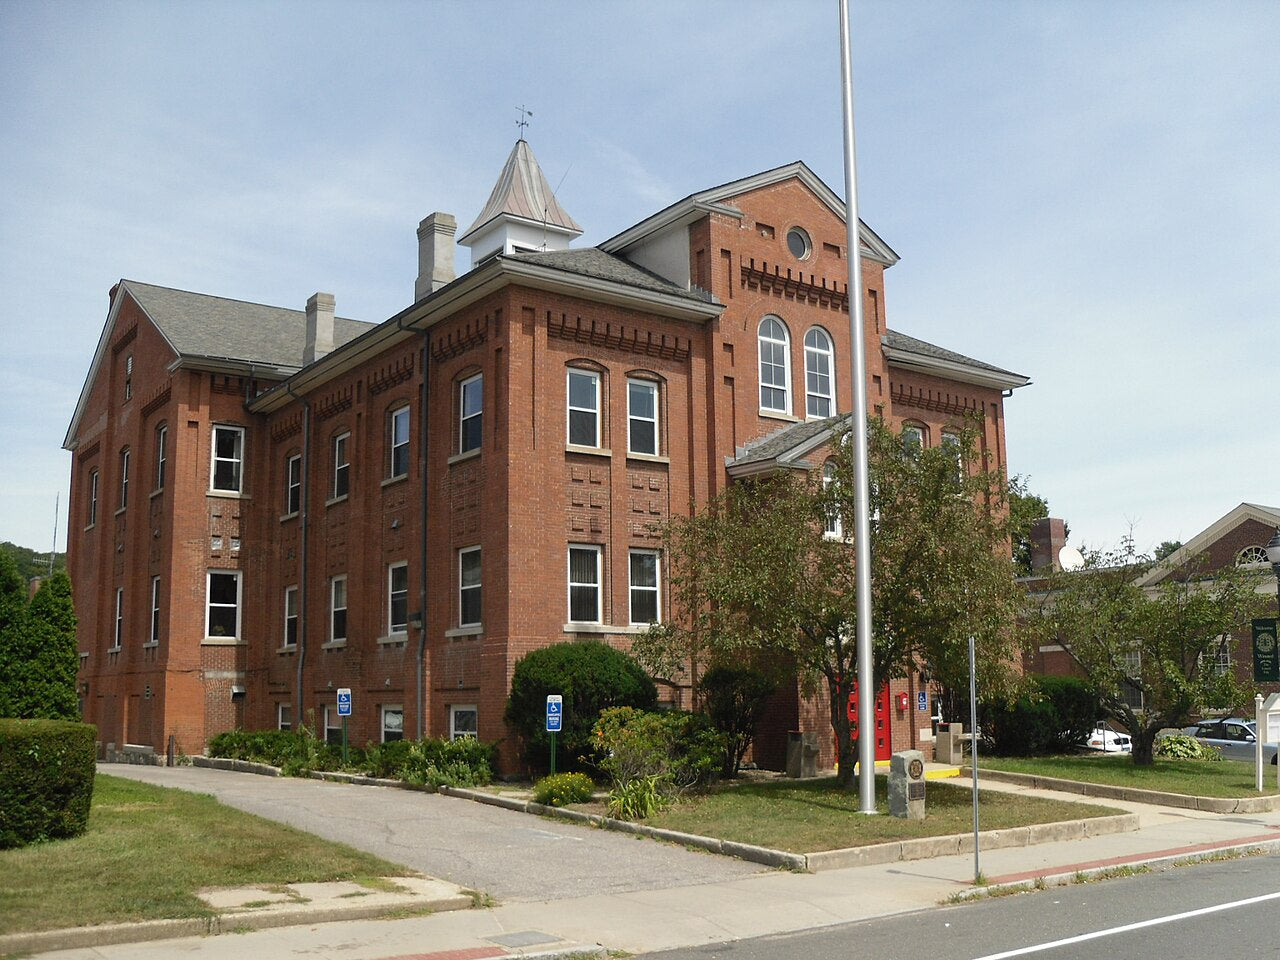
885, 329, 1023, 379
123, 280, 374, 369
728, 414, 852, 469
505, 248, 716, 302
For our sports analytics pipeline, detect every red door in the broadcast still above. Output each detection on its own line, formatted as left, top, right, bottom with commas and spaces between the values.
848, 683, 892, 762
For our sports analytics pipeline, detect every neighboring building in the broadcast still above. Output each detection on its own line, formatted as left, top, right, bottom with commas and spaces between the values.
1028, 502, 1280, 705
63, 139, 1029, 769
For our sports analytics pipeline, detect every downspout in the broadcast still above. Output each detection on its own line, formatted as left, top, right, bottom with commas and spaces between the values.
286, 383, 311, 729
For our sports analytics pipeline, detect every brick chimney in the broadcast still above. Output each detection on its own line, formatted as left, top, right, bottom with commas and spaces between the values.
416, 212, 457, 302
303, 292, 335, 365
1030, 517, 1068, 573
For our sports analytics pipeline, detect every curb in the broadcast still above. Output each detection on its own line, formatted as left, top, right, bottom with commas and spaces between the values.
951, 834, 1280, 900
966, 766, 1280, 813
0, 886, 472, 957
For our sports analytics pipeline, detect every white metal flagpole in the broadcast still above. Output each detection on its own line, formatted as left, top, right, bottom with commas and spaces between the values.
838, 0, 876, 815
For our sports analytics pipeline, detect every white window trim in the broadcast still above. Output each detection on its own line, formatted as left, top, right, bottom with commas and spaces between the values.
118, 448, 130, 510
387, 562, 409, 635
459, 374, 483, 454
381, 704, 404, 743
285, 454, 302, 517
822, 460, 843, 540
758, 316, 792, 414
330, 575, 348, 644
323, 705, 342, 745
277, 703, 292, 731
568, 544, 604, 624
567, 369, 601, 448
627, 379, 659, 456
331, 432, 350, 500
205, 570, 242, 641
87, 469, 98, 528
389, 405, 411, 478
459, 546, 482, 628
112, 587, 123, 650
283, 585, 298, 648
148, 576, 161, 646
450, 704, 478, 740
628, 548, 661, 626
803, 327, 834, 419
155, 424, 168, 491
210, 425, 245, 494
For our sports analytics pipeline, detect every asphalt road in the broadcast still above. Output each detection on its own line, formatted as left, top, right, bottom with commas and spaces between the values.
99, 764, 763, 902
638, 853, 1280, 959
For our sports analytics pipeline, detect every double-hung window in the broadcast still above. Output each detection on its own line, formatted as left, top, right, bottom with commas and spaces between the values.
283, 585, 298, 648
87, 469, 98, 527
332, 432, 350, 499
627, 379, 658, 456
113, 587, 124, 649
155, 424, 168, 491
459, 547, 482, 627
330, 576, 348, 643
206, 571, 241, 639
277, 703, 292, 731
381, 705, 404, 742
568, 545, 603, 623
901, 424, 924, 459
822, 461, 843, 539
450, 705, 478, 740
211, 425, 244, 493
567, 370, 600, 447
758, 316, 791, 412
285, 454, 301, 515
459, 375, 482, 454
388, 562, 408, 635
323, 706, 342, 745
119, 448, 130, 509
389, 406, 410, 478
149, 577, 161, 645
804, 328, 834, 418
628, 549, 660, 625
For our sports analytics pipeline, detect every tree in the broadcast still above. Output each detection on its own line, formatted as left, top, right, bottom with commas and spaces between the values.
635, 416, 1027, 790
1032, 544, 1265, 765
0, 541, 66, 582
700, 664, 776, 778
0, 569, 79, 720
1153, 540, 1183, 561
0, 551, 28, 717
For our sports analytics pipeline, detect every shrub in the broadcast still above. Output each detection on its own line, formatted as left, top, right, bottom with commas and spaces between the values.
533, 772, 595, 807
0, 719, 96, 848
1154, 733, 1223, 761
505, 641, 657, 774
980, 675, 1101, 756
700, 664, 776, 777
386, 737, 496, 788
592, 706, 724, 794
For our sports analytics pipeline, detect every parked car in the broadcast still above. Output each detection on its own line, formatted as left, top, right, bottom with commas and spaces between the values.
1083, 723, 1132, 753
1181, 718, 1279, 764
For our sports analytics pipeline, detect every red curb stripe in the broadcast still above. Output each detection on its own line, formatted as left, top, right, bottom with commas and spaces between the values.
379, 949, 507, 960
980, 829, 1280, 886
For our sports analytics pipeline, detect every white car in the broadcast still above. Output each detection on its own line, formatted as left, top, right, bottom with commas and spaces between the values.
1083, 724, 1132, 753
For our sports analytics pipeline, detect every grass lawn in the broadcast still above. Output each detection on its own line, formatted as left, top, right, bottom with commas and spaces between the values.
977, 755, 1280, 799
638, 777, 1119, 854
0, 774, 412, 935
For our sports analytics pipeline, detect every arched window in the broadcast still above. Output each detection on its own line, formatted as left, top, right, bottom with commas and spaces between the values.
804, 327, 834, 418
758, 316, 791, 413
1237, 545, 1269, 566
901, 423, 925, 459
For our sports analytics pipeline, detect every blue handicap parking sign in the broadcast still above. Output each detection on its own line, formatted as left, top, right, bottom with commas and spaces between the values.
917, 691, 928, 712
546, 694, 563, 732
337, 688, 352, 717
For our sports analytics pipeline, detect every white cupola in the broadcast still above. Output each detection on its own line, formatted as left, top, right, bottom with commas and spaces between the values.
458, 139, 582, 269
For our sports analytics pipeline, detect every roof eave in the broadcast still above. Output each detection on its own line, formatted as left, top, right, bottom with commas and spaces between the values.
724, 457, 814, 480
250, 256, 723, 414
457, 211, 584, 247
600, 199, 744, 253
883, 345, 1031, 392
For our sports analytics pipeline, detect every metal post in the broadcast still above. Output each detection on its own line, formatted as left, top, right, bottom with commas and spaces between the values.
1256, 694, 1265, 793
969, 634, 981, 882
342, 717, 349, 766
838, 0, 876, 817
549, 731, 557, 777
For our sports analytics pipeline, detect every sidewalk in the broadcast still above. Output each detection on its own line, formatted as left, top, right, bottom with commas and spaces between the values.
17, 767, 1280, 960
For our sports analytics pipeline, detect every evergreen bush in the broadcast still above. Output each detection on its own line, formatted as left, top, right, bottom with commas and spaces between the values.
0, 719, 96, 848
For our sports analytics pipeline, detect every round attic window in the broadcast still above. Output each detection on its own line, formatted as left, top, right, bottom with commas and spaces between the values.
786, 227, 812, 260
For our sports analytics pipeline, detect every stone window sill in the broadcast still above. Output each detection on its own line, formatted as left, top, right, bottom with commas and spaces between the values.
381, 474, 409, 488
759, 409, 801, 423
279, 511, 299, 523
207, 490, 250, 499
277, 645, 297, 655
626, 451, 670, 465
321, 640, 347, 650
325, 494, 349, 507
562, 623, 650, 635
201, 636, 246, 646
445, 625, 483, 638
377, 632, 408, 646
566, 444, 611, 459
447, 448, 481, 466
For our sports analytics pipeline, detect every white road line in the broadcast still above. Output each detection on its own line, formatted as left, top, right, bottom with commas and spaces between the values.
970, 889, 1280, 960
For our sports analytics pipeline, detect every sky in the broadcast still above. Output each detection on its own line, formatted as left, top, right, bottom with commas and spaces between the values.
1, 0, 1276, 559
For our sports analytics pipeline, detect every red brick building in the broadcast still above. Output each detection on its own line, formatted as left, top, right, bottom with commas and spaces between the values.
63, 140, 1029, 768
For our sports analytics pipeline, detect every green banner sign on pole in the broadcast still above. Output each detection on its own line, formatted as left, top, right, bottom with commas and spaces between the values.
1253, 619, 1280, 683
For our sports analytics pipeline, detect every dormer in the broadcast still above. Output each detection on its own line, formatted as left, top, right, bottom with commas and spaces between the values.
458, 139, 582, 269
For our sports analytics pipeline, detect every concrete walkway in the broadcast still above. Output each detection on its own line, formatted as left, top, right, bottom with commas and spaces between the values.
16, 764, 1280, 960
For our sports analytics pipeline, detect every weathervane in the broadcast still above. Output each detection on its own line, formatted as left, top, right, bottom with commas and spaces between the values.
516, 104, 533, 137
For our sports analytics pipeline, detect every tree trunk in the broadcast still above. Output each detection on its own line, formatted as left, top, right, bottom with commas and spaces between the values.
828, 675, 858, 790
1131, 727, 1158, 766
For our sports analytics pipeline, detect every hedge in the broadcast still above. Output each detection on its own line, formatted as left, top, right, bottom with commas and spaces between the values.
0, 718, 97, 848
